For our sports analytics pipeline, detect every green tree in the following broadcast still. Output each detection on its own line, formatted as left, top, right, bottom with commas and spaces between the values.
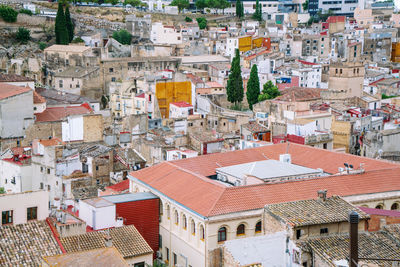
71, 37, 85, 43
55, 3, 69, 44
125, 0, 142, 6
227, 49, 244, 108
101, 95, 109, 109
185, 16, 193, 22
235, 0, 241, 17
206, 0, 218, 9
216, 0, 230, 14
246, 64, 260, 110
65, 6, 74, 42
106, 0, 119, 4
112, 29, 132, 45
16, 27, 30, 43
170, 0, 189, 13
196, 17, 207, 29
0, 5, 18, 22
0, 187, 5, 194
39, 42, 47, 50
19, 9, 33, 16
252, 0, 262, 21
258, 81, 280, 101
195, 0, 207, 9
302, 0, 308, 11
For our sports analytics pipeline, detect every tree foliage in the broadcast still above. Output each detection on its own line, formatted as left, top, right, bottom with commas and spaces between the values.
302, 0, 308, 11
0, 187, 4, 194
125, 0, 143, 6
112, 29, 132, 45
71, 37, 85, 43
16, 27, 30, 43
252, 0, 262, 21
246, 64, 260, 110
0, 5, 18, 22
39, 42, 47, 50
65, 6, 74, 42
196, 17, 207, 29
19, 9, 33, 16
195, 0, 207, 9
170, 0, 189, 13
185, 16, 193, 22
258, 81, 280, 102
55, 3, 69, 44
235, 0, 243, 18
227, 49, 244, 107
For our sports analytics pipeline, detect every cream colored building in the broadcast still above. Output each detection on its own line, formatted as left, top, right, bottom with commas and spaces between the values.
128, 143, 400, 267
328, 62, 365, 98
0, 190, 49, 225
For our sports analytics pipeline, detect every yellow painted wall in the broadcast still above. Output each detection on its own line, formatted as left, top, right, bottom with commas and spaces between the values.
331, 119, 352, 153
239, 36, 252, 52
392, 43, 400, 62
156, 81, 192, 118
252, 37, 264, 49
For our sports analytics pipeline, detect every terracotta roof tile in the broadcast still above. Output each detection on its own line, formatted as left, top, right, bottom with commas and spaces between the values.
39, 138, 64, 147
171, 101, 192, 108
0, 221, 62, 266
266, 196, 369, 227
0, 83, 31, 100
60, 225, 153, 258
275, 87, 324, 102
33, 90, 46, 104
241, 121, 269, 133
359, 207, 400, 217
35, 104, 92, 122
0, 73, 34, 82
130, 143, 400, 217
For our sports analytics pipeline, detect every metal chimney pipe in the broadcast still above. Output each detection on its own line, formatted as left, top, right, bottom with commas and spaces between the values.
349, 211, 359, 267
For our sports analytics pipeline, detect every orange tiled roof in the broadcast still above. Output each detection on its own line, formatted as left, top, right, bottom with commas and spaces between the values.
130, 143, 400, 217
0, 83, 31, 100
35, 104, 92, 122
39, 138, 64, 147
33, 91, 46, 104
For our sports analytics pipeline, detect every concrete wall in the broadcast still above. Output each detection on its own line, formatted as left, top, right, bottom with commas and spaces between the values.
0, 160, 32, 193
0, 190, 49, 225
79, 200, 116, 230
0, 90, 33, 139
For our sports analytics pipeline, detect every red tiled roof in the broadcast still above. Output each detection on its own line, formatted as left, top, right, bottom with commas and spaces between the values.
206, 81, 223, 88
358, 207, 400, 217
298, 60, 318, 66
130, 143, 400, 217
106, 179, 130, 192
0, 83, 31, 100
275, 87, 324, 102
39, 138, 64, 147
136, 93, 145, 98
186, 73, 203, 84
326, 16, 345, 23
0, 73, 34, 82
171, 101, 192, 108
35, 104, 92, 122
33, 91, 46, 104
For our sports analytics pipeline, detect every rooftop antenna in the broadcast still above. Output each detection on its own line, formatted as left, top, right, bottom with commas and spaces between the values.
216, 162, 221, 167
262, 153, 269, 160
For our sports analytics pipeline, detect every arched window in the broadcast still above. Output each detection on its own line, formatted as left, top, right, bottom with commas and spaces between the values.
182, 214, 187, 229
375, 204, 384, 209
237, 224, 245, 236
191, 219, 196, 235
255, 221, 262, 233
200, 225, 205, 240
391, 203, 399, 210
159, 201, 163, 216
174, 210, 179, 225
218, 227, 227, 242
166, 205, 170, 219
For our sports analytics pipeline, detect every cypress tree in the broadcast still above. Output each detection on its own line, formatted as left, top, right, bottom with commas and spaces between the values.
246, 64, 260, 110
55, 3, 69, 44
65, 6, 74, 42
235, 0, 241, 18
227, 49, 244, 108
252, 0, 262, 21
240, 1, 244, 18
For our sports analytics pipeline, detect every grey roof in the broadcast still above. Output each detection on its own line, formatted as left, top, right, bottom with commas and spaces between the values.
102, 192, 158, 204
216, 160, 321, 180
80, 144, 112, 158
83, 197, 114, 208
54, 66, 99, 78
36, 88, 99, 106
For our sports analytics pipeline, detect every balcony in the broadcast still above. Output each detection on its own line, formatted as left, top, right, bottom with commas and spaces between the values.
305, 133, 333, 144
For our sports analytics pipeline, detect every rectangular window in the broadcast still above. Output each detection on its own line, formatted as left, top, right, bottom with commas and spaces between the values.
173, 253, 177, 265
320, 228, 329, 234
40, 182, 44, 189
109, 68, 114, 73
296, 229, 302, 239
159, 234, 162, 248
166, 247, 169, 261
111, 77, 116, 82
59, 80, 63, 88
47, 168, 50, 174
27, 207, 37, 220
2, 210, 13, 225
134, 263, 145, 267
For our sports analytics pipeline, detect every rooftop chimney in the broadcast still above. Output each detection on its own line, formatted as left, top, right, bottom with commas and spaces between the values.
105, 234, 113, 248
317, 189, 327, 201
348, 211, 359, 267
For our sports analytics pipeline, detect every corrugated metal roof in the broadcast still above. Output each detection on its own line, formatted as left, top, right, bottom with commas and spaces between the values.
102, 192, 158, 204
